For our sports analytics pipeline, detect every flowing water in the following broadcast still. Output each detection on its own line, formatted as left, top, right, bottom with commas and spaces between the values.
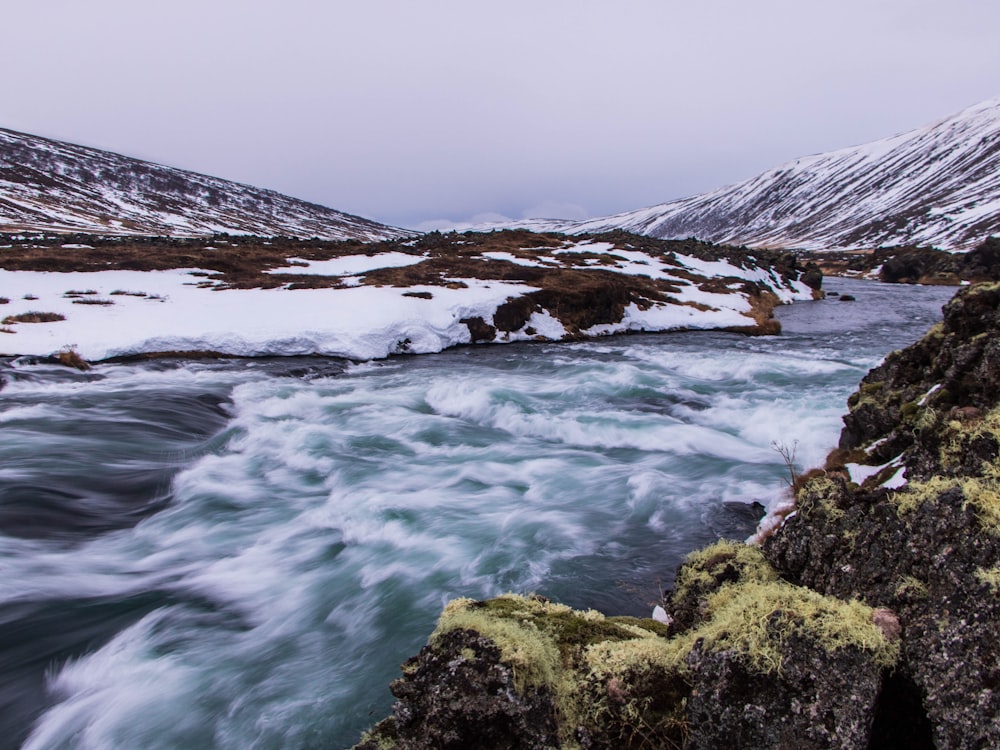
0, 278, 955, 749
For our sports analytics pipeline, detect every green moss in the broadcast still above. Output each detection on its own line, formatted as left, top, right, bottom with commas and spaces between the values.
432, 595, 685, 748
584, 628, 684, 679
432, 596, 564, 692
940, 405, 1000, 470
671, 540, 777, 604
958, 477, 1000, 532
678, 580, 898, 674
423, 551, 897, 745
432, 595, 654, 692
975, 566, 1000, 592
436, 576, 897, 696
358, 718, 399, 749
848, 380, 885, 409
890, 475, 1000, 534
890, 476, 956, 516
607, 616, 670, 637
926, 321, 945, 339
794, 475, 846, 519
914, 406, 940, 434
895, 575, 929, 599
586, 577, 898, 679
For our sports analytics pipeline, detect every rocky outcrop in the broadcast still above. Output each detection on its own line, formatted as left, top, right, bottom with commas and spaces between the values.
356, 572, 896, 750
357, 282, 1000, 749
768, 281, 1000, 748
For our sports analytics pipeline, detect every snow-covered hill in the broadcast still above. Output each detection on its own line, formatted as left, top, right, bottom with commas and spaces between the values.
0, 128, 412, 241
486, 97, 1000, 251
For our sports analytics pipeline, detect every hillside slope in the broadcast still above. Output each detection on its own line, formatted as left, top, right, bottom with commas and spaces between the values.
0, 128, 411, 241
490, 97, 1000, 251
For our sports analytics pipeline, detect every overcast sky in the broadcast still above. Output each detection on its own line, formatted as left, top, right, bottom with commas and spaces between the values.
4, 1, 1000, 230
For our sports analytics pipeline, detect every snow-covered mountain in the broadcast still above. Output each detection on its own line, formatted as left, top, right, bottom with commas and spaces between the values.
0, 128, 412, 241
487, 97, 1000, 251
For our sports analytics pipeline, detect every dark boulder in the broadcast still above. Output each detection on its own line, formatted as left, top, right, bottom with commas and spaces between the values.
356, 628, 560, 750
800, 261, 823, 290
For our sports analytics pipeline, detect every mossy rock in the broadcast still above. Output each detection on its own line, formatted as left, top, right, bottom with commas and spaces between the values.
666, 539, 778, 632
362, 577, 898, 749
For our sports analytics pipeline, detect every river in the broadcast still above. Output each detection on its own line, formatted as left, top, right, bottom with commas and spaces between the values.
0, 278, 955, 749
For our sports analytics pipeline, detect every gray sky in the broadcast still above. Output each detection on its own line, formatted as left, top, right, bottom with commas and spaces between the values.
5, 0, 1000, 230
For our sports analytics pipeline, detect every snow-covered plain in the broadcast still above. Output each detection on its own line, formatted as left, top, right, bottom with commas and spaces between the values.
0, 241, 813, 362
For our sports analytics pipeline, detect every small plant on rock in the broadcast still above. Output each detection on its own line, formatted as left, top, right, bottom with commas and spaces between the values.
771, 439, 800, 487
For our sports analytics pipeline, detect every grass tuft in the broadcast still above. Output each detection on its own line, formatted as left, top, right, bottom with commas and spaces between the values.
2, 311, 66, 324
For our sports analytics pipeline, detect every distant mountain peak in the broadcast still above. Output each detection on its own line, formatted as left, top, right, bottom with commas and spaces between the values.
482, 97, 1000, 251
0, 128, 413, 241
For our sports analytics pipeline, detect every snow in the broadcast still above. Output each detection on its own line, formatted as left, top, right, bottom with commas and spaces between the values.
502, 310, 567, 341
846, 458, 909, 489
581, 296, 751, 338
554, 241, 618, 256
0, 127, 415, 242
846, 462, 887, 485
882, 466, 908, 490
479, 251, 549, 268
265, 253, 426, 276
0, 268, 536, 361
918, 384, 942, 407
473, 97, 1000, 251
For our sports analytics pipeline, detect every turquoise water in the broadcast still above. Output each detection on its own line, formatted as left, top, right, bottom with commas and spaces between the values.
0, 279, 955, 748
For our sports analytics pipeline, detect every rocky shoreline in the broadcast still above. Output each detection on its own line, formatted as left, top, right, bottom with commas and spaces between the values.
356, 282, 1000, 749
